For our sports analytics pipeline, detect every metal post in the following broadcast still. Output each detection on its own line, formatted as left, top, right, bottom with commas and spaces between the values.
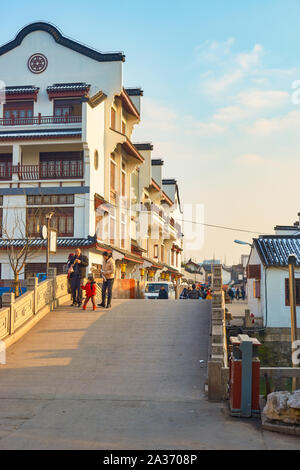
239, 336, 253, 417
288, 254, 298, 391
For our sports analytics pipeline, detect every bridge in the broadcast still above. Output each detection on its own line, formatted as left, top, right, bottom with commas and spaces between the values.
0, 275, 299, 449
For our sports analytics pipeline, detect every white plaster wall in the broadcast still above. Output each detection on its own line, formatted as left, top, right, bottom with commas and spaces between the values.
2, 194, 26, 238
247, 247, 265, 319
0, 30, 122, 117
265, 267, 300, 328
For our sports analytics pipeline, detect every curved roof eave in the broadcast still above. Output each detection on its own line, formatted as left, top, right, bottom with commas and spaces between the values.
0, 21, 125, 63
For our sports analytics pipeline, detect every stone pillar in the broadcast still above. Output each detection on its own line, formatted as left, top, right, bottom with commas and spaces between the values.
12, 144, 21, 181
47, 268, 57, 304
26, 277, 38, 314
2, 292, 15, 334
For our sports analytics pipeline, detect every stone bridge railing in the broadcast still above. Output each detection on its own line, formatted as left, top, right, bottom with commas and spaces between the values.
0, 269, 71, 346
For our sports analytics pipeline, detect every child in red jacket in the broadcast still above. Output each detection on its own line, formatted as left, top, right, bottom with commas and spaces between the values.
81, 273, 97, 310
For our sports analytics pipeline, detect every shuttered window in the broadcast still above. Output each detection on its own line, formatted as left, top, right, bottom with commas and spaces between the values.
285, 278, 300, 306
247, 264, 261, 279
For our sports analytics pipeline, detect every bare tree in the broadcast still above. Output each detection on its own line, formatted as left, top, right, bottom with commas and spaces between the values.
1, 203, 44, 297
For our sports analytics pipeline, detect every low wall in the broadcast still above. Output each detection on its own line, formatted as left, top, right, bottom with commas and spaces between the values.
0, 272, 71, 348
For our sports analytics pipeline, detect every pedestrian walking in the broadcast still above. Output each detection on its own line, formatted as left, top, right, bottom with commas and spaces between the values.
69, 248, 89, 307
180, 287, 188, 299
158, 285, 168, 299
81, 273, 97, 311
188, 284, 200, 299
98, 251, 115, 309
236, 288, 240, 300
241, 286, 246, 301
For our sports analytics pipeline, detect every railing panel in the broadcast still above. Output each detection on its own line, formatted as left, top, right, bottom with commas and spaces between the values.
55, 275, 69, 298
36, 280, 53, 312
0, 307, 10, 340
0, 115, 82, 126
13, 291, 34, 331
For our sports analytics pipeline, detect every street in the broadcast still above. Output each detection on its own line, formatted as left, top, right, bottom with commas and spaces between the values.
0, 299, 299, 449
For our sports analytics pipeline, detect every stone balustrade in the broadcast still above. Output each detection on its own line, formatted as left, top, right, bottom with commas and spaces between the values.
0, 271, 71, 343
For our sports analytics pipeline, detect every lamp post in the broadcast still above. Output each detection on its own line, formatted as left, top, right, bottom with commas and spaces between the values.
234, 239, 253, 247
45, 211, 54, 277
288, 254, 298, 391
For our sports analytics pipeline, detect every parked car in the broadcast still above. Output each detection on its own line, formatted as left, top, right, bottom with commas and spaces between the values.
144, 282, 176, 299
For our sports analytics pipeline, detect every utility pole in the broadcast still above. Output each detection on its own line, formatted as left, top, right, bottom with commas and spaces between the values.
288, 254, 298, 391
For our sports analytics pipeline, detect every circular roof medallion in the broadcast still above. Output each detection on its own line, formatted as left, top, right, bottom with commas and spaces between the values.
28, 53, 48, 74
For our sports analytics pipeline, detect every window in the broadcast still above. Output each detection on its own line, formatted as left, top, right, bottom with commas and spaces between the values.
110, 154, 116, 203
54, 99, 82, 118
161, 245, 164, 263
247, 264, 261, 279
4, 101, 33, 122
94, 150, 99, 170
176, 251, 179, 267
111, 107, 116, 129
171, 249, 175, 266
121, 161, 126, 198
0, 154, 12, 180
154, 244, 158, 258
121, 213, 126, 249
110, 215, 116, 245
253, 280, 261, 299
285, 278, 300, 306
27, 207, 74, 237
39, 152, 83, 179
27, 194, 74, 205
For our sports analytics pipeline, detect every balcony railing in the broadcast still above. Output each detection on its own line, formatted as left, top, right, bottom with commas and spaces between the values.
0, 161, 83, 180
0, 114, 82, 126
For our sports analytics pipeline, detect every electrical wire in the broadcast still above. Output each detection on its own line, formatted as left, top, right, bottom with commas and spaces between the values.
1, 186, 263, 235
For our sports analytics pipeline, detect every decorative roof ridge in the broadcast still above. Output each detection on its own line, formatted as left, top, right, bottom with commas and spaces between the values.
0, 22, 125, 62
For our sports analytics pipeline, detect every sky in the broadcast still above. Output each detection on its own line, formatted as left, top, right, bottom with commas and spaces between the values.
1, 0, 300, 264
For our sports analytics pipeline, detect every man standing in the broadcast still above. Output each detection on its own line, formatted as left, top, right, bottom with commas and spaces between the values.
188, 284, 200, 299
98, 251, 115, 309
69, 248, 88, 307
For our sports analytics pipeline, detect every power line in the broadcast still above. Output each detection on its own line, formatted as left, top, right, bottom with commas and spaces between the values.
2, 188, 262, 235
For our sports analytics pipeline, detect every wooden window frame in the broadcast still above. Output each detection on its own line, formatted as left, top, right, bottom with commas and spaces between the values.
111, 107, 116, 130
3, 100, 34, 119
285, 278, 300, 306
27, 207, 74, 237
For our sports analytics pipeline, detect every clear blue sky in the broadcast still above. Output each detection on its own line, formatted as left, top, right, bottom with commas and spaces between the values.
1, 1, 300, 263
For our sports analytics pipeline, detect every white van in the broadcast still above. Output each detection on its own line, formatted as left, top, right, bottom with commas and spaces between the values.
144, 282, 176, 299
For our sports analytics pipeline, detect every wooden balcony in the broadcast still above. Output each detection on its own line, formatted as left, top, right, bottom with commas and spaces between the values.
0, 114, 82, 126
0, 161, 83, 180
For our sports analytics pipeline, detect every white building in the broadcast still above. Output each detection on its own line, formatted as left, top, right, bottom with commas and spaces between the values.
247, 233, 300, 328
0, 22, 183, 283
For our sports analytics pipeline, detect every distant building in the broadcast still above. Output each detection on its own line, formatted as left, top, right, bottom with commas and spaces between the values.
247, 212, 300, 327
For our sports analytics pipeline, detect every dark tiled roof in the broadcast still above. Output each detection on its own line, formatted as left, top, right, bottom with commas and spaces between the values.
254, 236, 300, 267
125, 88, 143, 96
0, 128, 81, 141
0, 236, 96, 249
5, 85, 39, 94
151, 159, 164, 166
162, 179, 177, 185
0, 22, 125, 62
47, 83, 90, 92
134, 143, 153, 151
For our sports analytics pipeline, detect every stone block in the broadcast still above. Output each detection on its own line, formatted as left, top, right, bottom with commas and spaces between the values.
212, 307, 224, 320
212, 265, 222, 277
212, 293, 223, 308
212, 343, 223, 355
262, 390, 300, 425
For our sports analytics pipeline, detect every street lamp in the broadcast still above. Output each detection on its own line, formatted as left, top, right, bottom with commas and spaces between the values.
234, 239, 253, 247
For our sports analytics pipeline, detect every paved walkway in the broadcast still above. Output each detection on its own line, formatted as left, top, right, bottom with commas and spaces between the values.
0, 299, 299, 449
